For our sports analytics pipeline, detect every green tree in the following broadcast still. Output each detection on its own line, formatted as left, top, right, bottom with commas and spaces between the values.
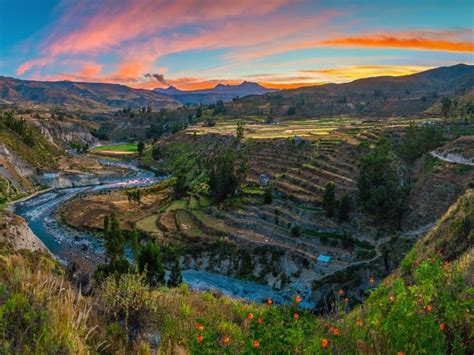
207, 147, 247, 203
104, 213, 126, 262
358, 142, 406, 225
196, 105, 203, 118
322, 182, 336, 218
236, 121, 245, 141
173, 170, 188, 198
263, 185, 273, 204
137, 141, 145, 156
137, 241, 165, 287
338, 194, 351, 223
129, 227, 140, 260
151, 145, 161, 161
167, 259, 183, 288
399, 124, 444, 163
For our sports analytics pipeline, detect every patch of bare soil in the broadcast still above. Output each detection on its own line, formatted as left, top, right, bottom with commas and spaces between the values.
60, 185, 170, 231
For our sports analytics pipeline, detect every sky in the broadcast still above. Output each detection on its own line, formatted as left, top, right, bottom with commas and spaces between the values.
0, 0, 473, 90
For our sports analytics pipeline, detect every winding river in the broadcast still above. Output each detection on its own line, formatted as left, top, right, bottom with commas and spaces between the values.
12, 160, 311, 307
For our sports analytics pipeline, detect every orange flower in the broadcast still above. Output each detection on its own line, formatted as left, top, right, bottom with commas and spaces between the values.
344, 297, 349, 303
195, 323, 204, 332
267, 298, 273, 305
321, 338, 329, 348
252, 340, 260, 349
389, 294, 395, 303
332, 327, 340, 336
293, 312, 299, 320
197, 335, 204, 343
257, 318, 264, 325
426, 304, 433, 312
324, 322, 329, 328
295, 295, 302, 303
223, 336, 231, 345
439, 323, 445, 331
397, 352, 404, 355
247, 313, 254, 320
338, 289, 344, 296
369, 275, 374, 285
357, 319, 363, 327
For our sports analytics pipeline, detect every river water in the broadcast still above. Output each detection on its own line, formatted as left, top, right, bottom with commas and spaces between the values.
12, 160, 313, 307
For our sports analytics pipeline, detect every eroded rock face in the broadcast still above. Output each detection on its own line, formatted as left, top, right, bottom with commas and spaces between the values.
0, 211, 48, 252
0, 143, 36, 180
31, 119, 98, 146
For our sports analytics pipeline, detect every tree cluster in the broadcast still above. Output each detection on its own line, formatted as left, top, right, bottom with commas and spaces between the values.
358, 140, 406, 226
206, 146, 248, 203
322, 182, 352, 223
96, 213, 182, 288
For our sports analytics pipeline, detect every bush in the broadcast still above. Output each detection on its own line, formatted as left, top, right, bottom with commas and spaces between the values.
290, 224, 301, 237
100, 273, 158, 342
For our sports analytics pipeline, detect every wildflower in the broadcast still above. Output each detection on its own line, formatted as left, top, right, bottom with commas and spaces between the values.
397, 352, 404, 355
344, 297, 349, 303
257, 318, 264, 325
332, 327, 340, 336
267, 298, 273, 305
369, 275, 374, 285
197, 335, 204, 343
321, 338, 329, 348
439, 323, 445, 331
247, 313, 254, 320
252, 340, 260, 349
295, 295, 302, 303
389, 294, 395, 303
357, 319, 363, 327
324, 322, 329, 328
223, 336, 231, 345
293, 312, 299, 320
426, 304, 433, 312
338, 289, 344, 296
195, 323, 204, 332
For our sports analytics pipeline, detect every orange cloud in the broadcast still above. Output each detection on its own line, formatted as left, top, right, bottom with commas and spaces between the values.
319, 35, 473, 53
259, 82, 324, 89
301, 65, 431, 82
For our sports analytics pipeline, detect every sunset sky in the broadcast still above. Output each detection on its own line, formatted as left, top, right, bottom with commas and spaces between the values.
0, 0, 473, 90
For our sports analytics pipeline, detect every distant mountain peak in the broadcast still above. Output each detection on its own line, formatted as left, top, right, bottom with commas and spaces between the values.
153, 80, 275, 104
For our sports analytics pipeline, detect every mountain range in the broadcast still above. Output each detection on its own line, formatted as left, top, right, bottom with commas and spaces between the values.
154, 81, 275, 104
0, 64, 472, 117
229, 64, 474, 118
0, 76, 179, 112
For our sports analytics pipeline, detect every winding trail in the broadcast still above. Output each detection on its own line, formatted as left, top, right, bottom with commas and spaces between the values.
430, 151, 474, 166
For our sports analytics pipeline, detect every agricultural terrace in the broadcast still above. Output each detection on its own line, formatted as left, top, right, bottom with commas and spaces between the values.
186, 117, 437, 141
91, 143, 139, 156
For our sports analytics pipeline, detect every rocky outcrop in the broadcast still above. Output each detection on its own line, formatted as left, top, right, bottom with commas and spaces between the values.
39, 172, 100, 188
0, 143, 35, 190
0, 211, 48, 252
31, 119, 99, 146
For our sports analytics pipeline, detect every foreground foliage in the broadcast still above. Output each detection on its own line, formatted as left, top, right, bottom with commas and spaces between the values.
0, 191, 472, 353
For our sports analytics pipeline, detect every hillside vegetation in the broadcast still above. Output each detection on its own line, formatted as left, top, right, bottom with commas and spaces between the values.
0, 189, 471, 353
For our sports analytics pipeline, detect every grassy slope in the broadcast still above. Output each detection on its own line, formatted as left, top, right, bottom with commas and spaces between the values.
0, 190, 472, 353
0, 122, 63, 169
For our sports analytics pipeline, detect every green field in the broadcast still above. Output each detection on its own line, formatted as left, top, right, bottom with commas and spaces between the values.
92, 143, 138, 152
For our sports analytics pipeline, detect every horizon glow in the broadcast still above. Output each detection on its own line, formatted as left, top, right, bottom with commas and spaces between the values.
0, 0, 473, 90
